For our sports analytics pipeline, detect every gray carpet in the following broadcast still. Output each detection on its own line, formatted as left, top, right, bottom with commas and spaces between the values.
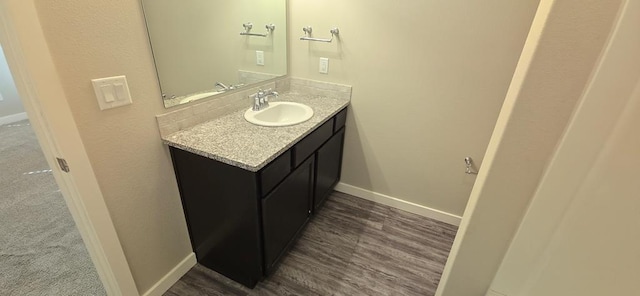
0, 120, 106, 296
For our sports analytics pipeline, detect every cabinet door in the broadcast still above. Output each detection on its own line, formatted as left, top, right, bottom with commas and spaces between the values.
315, 128, 345, 210
262, 157, 314, 272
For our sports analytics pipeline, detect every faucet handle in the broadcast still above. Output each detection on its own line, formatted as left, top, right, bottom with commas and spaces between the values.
248, 89, 263, 99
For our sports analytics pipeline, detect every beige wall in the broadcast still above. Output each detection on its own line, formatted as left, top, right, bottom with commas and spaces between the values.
289, 0, 540, 216
33, 0, 192, 293
490, 1, 639, 294
144, 0, 287, 99
435, 0, 624, 295
0, 44, 24, 118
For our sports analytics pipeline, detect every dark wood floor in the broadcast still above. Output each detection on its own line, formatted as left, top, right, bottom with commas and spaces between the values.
165, 191, 458, 296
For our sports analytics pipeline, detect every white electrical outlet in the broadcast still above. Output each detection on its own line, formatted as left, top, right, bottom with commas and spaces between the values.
319, 57, 329, 74
0, 91, 4, 101
256, 51, 264, 66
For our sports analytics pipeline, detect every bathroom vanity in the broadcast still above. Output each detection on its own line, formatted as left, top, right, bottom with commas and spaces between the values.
145, 0, 351, 287
162, 91, 349, 288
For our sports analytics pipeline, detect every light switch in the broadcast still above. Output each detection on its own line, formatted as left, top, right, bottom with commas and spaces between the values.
319, 57, 329, 74
91, 75, 132, 110
114, 83, 127, 99
256, 51, 265, 66
100, 85, 115, 102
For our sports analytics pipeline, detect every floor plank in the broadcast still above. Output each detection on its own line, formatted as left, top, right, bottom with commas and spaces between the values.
165, 191, 458, 296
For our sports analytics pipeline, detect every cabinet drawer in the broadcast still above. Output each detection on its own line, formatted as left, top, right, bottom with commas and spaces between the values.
293, 119, 333, 167
260, 150, 291, 195
334, 108, 347, 133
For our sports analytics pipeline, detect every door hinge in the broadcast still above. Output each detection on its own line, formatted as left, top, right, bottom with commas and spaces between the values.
56, 157, 70, 173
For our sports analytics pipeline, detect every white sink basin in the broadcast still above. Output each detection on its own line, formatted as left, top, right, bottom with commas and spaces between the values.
244, 102, 313, 127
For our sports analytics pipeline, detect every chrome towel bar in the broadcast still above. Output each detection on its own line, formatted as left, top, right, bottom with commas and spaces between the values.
300, 26, 339, 43
240, 23, 275, 37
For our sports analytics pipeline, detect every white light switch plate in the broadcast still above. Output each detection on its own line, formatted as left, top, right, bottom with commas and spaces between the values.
256, 51, 265, 66
91, 75, 132, 110
319, 57, 329, 74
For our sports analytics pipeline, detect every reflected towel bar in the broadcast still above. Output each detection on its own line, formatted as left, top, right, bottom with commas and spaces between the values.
240, 23, 275, 37
300, 26, 339, 43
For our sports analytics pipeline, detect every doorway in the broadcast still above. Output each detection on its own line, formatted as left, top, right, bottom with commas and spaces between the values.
0, 44, 105, 295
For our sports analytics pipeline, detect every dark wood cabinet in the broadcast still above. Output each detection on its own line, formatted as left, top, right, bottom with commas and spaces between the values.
315, 128, 345, 210
293, 119, 333, 167
170, 148, 263, 287
169, 107, 347, 288
262, 157, 313, 273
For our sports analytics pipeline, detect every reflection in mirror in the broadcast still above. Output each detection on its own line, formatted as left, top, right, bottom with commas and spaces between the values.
142, 0, 288, 108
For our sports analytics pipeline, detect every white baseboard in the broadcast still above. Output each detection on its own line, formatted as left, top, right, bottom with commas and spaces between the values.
141, 252, 197, 296
0, 112, 27, 125
334, 182, 462, 226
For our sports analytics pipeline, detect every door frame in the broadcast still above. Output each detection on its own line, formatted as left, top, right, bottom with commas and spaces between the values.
0, 1, 139, 295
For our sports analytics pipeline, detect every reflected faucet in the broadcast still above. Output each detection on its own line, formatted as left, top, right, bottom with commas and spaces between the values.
216, 82, 245, 91
215, 82, 231, 91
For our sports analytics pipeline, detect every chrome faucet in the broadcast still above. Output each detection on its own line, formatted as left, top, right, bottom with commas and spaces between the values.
250, 88, 279, 111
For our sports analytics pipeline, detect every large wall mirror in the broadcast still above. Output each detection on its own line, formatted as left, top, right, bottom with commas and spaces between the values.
142, 0, 287, 108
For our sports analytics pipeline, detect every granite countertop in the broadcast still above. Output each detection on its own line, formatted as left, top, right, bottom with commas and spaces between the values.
162, 91, 350, 172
